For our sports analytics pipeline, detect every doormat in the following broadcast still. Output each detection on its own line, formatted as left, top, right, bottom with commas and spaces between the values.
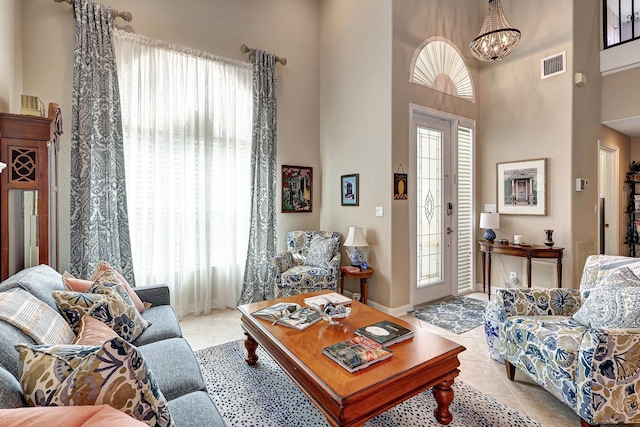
407, 296, 487, 334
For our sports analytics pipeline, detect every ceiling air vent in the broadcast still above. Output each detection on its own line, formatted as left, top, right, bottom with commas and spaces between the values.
541, 51, 566, 79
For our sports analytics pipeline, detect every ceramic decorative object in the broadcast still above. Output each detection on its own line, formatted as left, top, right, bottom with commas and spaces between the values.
484, 229, 496, 242
544, 229, 554, 247
346, 248, 364, 267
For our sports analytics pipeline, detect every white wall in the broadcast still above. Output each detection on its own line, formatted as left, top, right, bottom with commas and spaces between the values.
319, 0, 393, 305
19, 0, 322, 272
0, 0, 22, 112
477, 0, 575, 288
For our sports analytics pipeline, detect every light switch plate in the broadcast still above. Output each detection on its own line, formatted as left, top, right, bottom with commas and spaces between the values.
484, 204, 496, 213
375, 206, 384, 217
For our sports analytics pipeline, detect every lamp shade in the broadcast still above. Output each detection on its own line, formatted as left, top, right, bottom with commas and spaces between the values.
344, 226, 369, 247
479, 212, 500, 230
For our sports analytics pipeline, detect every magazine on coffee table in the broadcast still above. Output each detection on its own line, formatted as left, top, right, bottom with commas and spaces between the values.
354, 320, 414, 346
323, 335, 392, 373
252, 303, 321, 331
304, 292, 352, 311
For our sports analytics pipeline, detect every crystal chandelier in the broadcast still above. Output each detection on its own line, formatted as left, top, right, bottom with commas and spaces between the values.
470, 0, 521, 62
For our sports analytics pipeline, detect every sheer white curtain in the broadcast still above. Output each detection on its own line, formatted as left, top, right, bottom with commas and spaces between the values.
114, 30, 252, 317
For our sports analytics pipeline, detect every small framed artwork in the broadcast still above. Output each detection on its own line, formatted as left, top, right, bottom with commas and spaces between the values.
497, 158, 548, 216
282, 165, 312, 213
341, 174, 359, 206
394, 173, 408, 200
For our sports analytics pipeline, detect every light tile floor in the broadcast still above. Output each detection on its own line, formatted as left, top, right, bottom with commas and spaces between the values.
180, 292, 591, 427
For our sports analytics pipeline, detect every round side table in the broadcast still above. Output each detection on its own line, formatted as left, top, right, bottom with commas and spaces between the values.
340, 267, 374, 304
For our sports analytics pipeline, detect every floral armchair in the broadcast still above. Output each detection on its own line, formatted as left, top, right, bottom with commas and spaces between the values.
488, 255, 640, 426
270, 231, 341, 298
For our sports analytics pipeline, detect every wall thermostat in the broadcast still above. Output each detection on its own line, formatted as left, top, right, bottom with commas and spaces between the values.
576, 178, 588, 191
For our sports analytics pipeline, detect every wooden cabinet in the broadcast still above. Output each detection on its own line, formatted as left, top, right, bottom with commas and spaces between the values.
0, 112, 57, 280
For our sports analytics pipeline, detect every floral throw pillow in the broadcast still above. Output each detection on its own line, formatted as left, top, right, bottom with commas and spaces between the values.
15, 337, 173, 427
573, 284, 640, 329
53, 281, 150, 342
305, 237, 338, 269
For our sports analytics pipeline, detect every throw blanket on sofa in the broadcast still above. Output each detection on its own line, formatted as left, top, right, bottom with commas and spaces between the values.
0, 289, 75, 345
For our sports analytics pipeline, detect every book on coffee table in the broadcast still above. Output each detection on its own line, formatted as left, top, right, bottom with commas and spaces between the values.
252, 303, 321, 331
354, 320, 414, 346
304, 292, 352, 310
322, 335, 392, 373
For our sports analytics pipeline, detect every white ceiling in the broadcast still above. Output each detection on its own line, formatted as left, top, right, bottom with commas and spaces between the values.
603, 116, 640, 137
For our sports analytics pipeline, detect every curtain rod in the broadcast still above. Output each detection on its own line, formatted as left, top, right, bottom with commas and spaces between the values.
54, 0, 133, 22
241, 44, 286, 65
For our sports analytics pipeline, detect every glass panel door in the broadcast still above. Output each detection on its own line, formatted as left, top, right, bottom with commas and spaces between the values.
410, 109, 475, 306
412, 116, 452, 305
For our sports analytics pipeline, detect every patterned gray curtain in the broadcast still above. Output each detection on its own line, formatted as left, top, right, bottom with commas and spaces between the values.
239, 50, 278, 304
69, 0, 135, 283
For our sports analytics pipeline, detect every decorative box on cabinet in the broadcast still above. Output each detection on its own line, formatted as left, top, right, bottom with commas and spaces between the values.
0, 111, 59, 280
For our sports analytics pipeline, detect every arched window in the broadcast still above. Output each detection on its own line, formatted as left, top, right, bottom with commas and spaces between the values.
409, 37, 475, 103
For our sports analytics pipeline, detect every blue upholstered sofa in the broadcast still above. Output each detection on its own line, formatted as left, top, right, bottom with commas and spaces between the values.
270, 230, 341, 298
486, 255, 640, 426
0, 264, 224, 426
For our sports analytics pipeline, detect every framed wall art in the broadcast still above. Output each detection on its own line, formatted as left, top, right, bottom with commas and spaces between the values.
394, 173, 408, 200
497, 158, 547, 216
341, 174, 359, 206
282, 165, 312, 213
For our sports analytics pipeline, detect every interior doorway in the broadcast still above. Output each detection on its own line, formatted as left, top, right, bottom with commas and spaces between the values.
598, 141, 619, 255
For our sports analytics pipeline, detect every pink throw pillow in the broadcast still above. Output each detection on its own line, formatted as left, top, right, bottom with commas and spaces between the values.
62, 271, 93, 293
73, 315, 119, 346
0, 404, 148, 426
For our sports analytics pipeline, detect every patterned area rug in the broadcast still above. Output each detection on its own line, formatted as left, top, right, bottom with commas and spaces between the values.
195, 340, 545, 427
407, 296, 487, 334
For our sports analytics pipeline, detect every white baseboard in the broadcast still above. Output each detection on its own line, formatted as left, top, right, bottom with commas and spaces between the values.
344, 290, 411, 317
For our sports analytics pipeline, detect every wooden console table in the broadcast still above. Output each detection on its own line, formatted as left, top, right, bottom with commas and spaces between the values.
478, 240, 563, 299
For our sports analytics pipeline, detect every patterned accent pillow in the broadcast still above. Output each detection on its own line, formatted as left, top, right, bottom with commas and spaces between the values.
573, 285, 640, 328
53, 281, 150, 342
305, 237, 338, 268
91, 261, 146, 313
0, 289, 75, 345
73, 315, 119, 346
15, 337, 174, 427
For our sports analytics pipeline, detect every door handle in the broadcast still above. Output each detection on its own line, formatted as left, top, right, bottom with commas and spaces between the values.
604, 224, 609, 228
446, 227, 454, 235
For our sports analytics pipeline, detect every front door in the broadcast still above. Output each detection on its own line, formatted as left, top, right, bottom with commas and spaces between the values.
410, 106, 475, 307
411, 115, 452, 305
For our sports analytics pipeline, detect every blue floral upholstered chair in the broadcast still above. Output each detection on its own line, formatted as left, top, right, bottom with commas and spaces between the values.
270, 231, 341, 298
487, 255, 640, 427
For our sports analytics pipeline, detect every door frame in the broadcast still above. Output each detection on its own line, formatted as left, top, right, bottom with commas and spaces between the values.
408, 104, 476, 308
597, 141, 620, 255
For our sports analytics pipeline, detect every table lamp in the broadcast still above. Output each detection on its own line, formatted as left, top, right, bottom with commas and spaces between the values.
344, 226, 369, 267
479, 212, 500, 242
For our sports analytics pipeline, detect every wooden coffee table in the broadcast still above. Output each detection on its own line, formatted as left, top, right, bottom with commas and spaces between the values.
238, 291, 466, 426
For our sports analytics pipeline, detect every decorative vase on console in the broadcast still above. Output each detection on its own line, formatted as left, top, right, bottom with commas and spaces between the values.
544, 229, 554, 247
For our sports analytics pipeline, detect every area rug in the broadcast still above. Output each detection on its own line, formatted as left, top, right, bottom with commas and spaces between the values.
195, 340, 545, 427
407, 295, 487, 334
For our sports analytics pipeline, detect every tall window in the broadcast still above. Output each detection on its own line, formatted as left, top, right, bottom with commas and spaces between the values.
114, 30, 253, 317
